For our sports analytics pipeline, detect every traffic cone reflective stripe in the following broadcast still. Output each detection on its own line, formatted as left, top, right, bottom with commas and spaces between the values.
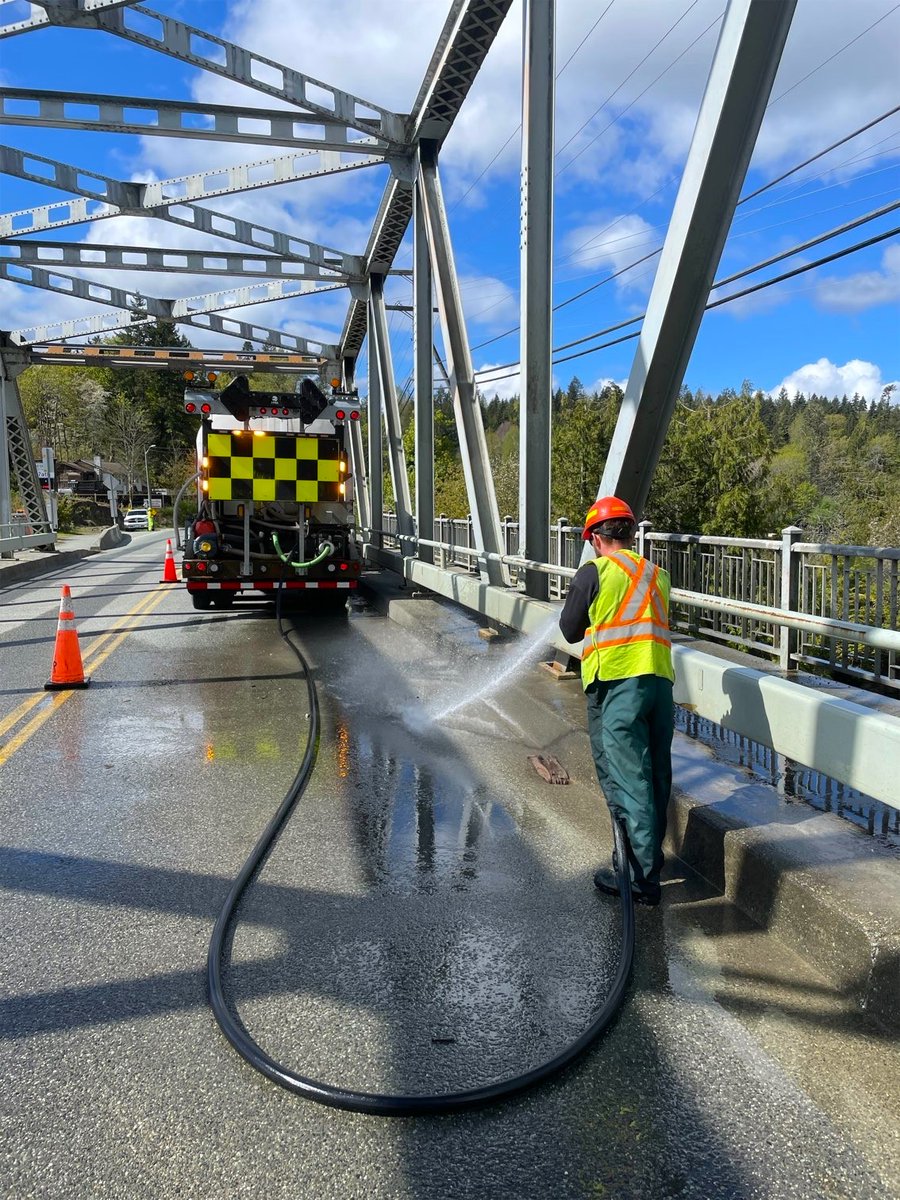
160, 538, 179, 583
45, 585, 90, 690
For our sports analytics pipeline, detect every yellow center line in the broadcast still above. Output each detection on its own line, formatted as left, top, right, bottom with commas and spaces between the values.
0, 587, 163, 742
0, 587, 172, 766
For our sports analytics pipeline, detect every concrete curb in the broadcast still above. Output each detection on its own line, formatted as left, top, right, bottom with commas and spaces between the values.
361, 573, 899, 1030
0, 547, 98, 589
97, 524, 128, 549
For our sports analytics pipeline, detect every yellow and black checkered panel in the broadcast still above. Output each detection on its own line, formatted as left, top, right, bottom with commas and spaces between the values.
204, 432, 342, 503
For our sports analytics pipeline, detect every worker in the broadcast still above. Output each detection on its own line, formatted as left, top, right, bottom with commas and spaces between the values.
558, 497, 674, 907
147, 508, 155, 532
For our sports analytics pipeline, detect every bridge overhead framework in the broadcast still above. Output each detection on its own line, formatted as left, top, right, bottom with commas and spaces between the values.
1, 2, 898, 899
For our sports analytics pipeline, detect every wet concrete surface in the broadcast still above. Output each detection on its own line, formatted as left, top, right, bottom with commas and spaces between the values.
1, 552, 898, 1199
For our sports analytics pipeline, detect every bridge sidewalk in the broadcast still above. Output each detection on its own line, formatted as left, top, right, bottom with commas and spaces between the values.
361, 571, 900, 1031
0, 527, 129, 590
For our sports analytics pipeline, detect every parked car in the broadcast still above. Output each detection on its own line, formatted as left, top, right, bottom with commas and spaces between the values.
123, 508, 150, 531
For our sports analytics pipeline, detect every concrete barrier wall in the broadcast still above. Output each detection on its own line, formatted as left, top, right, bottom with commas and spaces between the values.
367, 549, 900, 811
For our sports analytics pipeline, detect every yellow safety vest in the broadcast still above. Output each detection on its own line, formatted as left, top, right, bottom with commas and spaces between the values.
581, 550, 674, 688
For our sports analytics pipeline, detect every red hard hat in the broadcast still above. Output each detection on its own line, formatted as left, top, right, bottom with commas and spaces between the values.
581, 496, 636, 540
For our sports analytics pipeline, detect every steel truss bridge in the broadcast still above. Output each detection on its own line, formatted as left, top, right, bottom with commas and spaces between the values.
0, 0, 898, 816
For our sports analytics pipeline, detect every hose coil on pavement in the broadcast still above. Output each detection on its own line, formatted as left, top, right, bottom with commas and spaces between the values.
206, 595, 636, 1116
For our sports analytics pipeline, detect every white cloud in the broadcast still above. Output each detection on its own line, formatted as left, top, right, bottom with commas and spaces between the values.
588, 376, 628, 395
815, 244, 900, 314
458, 273, 518, 331
771, 358, 896, 402
561, 213, 657, 292
475, 363, 520, 401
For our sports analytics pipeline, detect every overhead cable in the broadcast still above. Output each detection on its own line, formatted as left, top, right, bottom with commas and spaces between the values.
470, 111, 900, 352
449, 0, 618, 213
475, 215, 900, 384
768, 3, 900, 107
555, 0, 703, 159
740, 103, 900, 204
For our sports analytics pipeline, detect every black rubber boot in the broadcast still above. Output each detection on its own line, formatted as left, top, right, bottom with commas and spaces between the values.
593, 864, 661, 907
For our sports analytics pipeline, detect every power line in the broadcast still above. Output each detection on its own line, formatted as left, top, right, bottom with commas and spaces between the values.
449, 0, 619, 213
555, 0, 703, 159
469, 108, 900, 351
558, 8, 723, 174
740, 103, 900, 203
474, 212, 900, 383
768, 3, 900, 107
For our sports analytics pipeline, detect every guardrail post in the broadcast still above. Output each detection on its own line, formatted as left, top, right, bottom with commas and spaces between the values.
555, 517, 569, 597
780, 525, 803, 672
637, 518, 651, 559
438, 513, 447, 569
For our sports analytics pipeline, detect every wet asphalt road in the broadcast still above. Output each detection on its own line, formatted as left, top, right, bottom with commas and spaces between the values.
1, 537, 897, 1200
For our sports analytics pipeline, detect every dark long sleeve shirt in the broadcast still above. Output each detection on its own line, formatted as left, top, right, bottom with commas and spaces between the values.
559, 559, 600, 645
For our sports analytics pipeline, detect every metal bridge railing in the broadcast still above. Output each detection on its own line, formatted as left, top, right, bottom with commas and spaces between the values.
0, 519, 54, 554
375, 513, 900, 691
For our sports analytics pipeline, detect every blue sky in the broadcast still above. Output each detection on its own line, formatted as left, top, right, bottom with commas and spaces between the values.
1, 0, 898, 404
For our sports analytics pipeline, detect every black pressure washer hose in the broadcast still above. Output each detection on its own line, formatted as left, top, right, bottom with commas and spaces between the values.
207, 596, 636, 1116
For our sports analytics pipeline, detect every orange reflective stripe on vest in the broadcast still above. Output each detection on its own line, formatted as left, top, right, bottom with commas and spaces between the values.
581, 551, 674, 686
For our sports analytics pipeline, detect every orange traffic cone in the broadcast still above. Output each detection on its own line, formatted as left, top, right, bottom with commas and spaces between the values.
45, 585, 90, 690
160, 538, 179, 583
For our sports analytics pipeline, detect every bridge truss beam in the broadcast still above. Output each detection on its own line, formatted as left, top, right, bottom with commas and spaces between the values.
0, 0, 137, 39
11, 3, 405, 144
0, 240, 353, 283
417, 143, 506, 589
0, 89, 391, 154
0, 143, 392, 239
597, 0, 798, 517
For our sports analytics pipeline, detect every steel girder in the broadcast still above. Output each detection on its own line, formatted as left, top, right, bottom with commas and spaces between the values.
0, 89, 391, 154
0, 241, 352, 283
417, 146, 506, 589
517, 0, 555, 602
413, 188, 434, 565
366, 299, 383, 546
0, 367, 53, 547
0, 0, 137, 38
338, 0, 515, 362
17, 3, 405, 144
369, 275, 414, 544
11, 305, 337, 357
0, 257, 344, 316
596, 0, 798, 517
0, 144, 360, 273
0, 142, 389, 238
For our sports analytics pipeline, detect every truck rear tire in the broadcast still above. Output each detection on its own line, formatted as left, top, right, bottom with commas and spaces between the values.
191, 593, 215, 610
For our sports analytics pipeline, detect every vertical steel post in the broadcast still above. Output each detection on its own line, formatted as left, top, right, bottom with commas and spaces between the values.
366, 295, 383, 546
780, 525, 803, 672
414, 182, 434, 565
342, 354, 370, 537
518, 0, 555, 601
0, 373, 11, 555
594, 0, 797, 520
369, 273, 414, 547
417, 143, 506, 588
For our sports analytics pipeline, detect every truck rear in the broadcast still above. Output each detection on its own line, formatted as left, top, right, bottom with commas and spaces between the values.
181, 374, 362, 609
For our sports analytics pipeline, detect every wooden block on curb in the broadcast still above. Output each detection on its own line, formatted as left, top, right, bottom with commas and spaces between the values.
477, 627, 500, 641
540, 660, 577, 681
528, 754, 571, 784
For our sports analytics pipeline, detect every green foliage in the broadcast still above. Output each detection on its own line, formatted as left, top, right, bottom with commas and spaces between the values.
425, 376, 900, 543
20, 303, 200, 498
88, 301, 197, 455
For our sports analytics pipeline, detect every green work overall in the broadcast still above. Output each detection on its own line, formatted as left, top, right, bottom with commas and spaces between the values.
585, 674, 673, 889
581, 551, 675, 890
